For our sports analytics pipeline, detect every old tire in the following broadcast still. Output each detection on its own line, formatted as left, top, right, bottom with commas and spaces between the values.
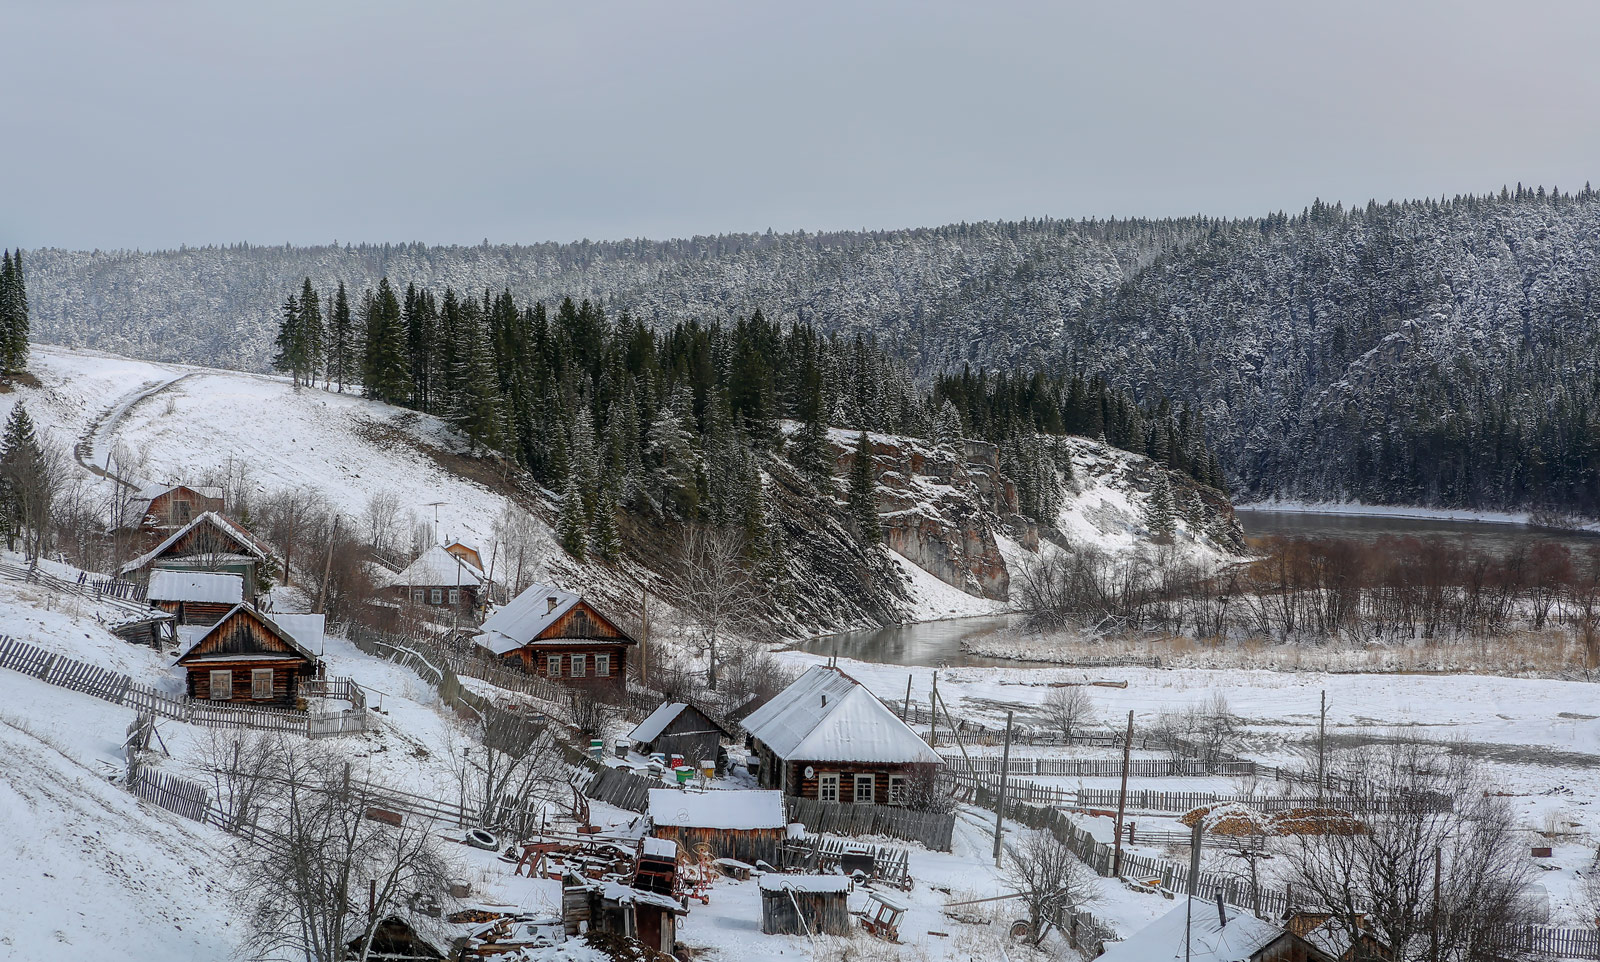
466, 828, 499, 851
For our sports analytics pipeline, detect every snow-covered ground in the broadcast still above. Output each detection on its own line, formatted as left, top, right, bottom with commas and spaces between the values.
1239, 497, 1600, 532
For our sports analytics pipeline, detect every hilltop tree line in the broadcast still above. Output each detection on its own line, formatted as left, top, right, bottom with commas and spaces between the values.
272, 279, 1222, 558
0, 250, 29, 377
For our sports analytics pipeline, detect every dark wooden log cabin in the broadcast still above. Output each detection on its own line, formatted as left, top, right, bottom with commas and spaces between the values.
646, 788, 786, 866
148, 569, 245, 627
386, 545, 486, 616
132, 484, 225, 531
477, 585, 636, 698
174, 604, 321, 707
741, 665, 943, 805
122, 511, 272, 602
628, 701, 733, 766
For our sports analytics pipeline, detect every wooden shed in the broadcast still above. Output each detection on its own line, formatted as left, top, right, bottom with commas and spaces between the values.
629, 701, 733, 767
477, 584, 637, 699
148, 569, 245, 626
647, 788, 787, 866
741, 664, 943, 805
572, 879, 686, 956
121, 511, 272, 602
758, 875, 851, 936
343, 915, 448, 961
174, 604, 321, 707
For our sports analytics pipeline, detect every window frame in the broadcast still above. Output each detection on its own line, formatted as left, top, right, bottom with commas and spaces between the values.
594, 654, 610, 677
853, 773, 875, 804
208, 669, 232, 700
412, 589, 424, 603
888, 774, 907, 806
448, 587, 460, 605
546, 654, 561, 677
570, 654, 587, 678
251, 668, 274, 700
818, 772, 840, 803
430, 588, 443, 605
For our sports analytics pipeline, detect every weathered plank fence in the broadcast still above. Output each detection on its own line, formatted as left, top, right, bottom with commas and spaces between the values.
784, 795, 955, 852
1077, 787, 1454, 815
944, 754, 1258, 778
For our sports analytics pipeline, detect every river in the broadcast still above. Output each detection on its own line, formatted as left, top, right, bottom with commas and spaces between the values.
796, 508, 1600, 669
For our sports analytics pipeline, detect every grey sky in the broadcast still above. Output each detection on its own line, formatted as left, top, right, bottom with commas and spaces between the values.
5, 1, 1599, 251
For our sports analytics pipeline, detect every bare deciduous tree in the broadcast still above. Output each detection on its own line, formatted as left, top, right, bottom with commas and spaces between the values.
1001, 829, 1100, 946
362, 490, 403, 563
678, 524, 767, 691
202, 728, 283, 833
1039, 686, 1093, 743
449, 713, 566, 831
491, 503, 548, 597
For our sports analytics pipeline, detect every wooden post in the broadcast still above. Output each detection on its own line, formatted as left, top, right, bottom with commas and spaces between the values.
639, 588, 650, 687
993, 710, 1013, 867
1432, 844, 1442, 962
929, 672, 939, 748
315, 515, 340, 615
1112, 709, 1133, 877
1316, 689, 1327, 806
902, 674, 913, 723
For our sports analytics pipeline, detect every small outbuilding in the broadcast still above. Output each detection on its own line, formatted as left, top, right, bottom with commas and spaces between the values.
173, 604, 322, 707
148, 569, 245, 626
629, 701, 733, 767
573, 879, 686, 957
343, 915, 449, 961
476, 584, 637, 698
758, 874, 851, 936
647, 788, 787, 866
1098, 901, 1335, 962
741, 664, 943, 805
442, 537, 484, 572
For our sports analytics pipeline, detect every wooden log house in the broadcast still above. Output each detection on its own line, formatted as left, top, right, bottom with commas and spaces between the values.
442, 537, 484, 572
386, 545, 487, 615
173, 604, 322, 707
740, 665, 943, 806
121, 511, 272, 602
646, 788, 787, 866
147, 569, 245, 626
1099, 902, 1336, 962
129, 483, 225, 531
628, 701, 733, 767
477, 584, 637, 698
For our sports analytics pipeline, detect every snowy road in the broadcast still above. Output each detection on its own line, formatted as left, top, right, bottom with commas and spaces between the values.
73, 372, 195, 490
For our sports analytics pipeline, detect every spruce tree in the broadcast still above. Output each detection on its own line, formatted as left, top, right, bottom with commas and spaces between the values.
590, 487, 621, 561
297, 278, 323, 387
271, 293, 302, 384
0, 401, 46, 553
556, 469, 587, 560
1145, 473, 1176, 542
362, 278, 410, 404
847, 430, 881, 544
0, 250, 28, 376
933, 399, 963, 451
327, 281, 354, 392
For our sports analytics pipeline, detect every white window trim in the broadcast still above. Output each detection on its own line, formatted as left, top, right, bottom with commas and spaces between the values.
818, 773, 840, 803
570, 654, 587, 678
430, 588, 443, 605
594, 654, 610, 677
547, 655, 561, 677
251, 668, 274, 700
853, 773, 875, 804
888, 775, 907, 806
448, 587, 460, 605
209, 670, 232, 700
412, 589, 424, 603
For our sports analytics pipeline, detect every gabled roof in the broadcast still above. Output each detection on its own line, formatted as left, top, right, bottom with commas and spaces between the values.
173, 604, 320, 665
385, 545, 486, 589
120, 511, 271, 574
740, 665, 943, 765
629, 702, 733, 745
647, 789, 786, 830
476, 583, 635, 656
138, 482, 224, 501
147, 569, 245, 605
1098, 903, 1325, 962
271, 613, 326, 654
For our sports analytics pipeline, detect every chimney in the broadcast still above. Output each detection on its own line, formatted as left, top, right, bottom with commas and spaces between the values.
547, 596, 558, 614
821, 694, 827, 708
1216, 896, 1228, 928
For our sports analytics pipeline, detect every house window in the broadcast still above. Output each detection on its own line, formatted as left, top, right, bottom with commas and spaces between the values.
209, 670, 232, 700
251, 668, 274, 700
430, 588, 443, 605
547, 655, 561, 677
570, 654, 587, 678
854, 774, 875, 804
448, 588, 460, 605
888, 775, 907, 806
818, 773, 840, 803
177, 501, 192, 522
594, 654, 610, 677
412, 589, 424, 603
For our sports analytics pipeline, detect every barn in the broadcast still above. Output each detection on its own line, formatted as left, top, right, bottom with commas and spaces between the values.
121, 511, 272, 602
148, 569, 245, 626
629, 701, 733, 767
173, 605, 322, 707
741, 665, 942, 805
646, 788, 787, 866
129, 483, 225, 531
476, 584, 637, 698
386, 545, 487, 615
1098, 902, 1335, 962
758, 875, 851, 936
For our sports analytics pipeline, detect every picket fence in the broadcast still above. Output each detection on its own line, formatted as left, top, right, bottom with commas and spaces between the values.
0, 635, 368, 737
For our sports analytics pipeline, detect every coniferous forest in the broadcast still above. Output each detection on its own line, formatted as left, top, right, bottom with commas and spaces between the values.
270, 279, 1221, 552
23, 185, 1600, 515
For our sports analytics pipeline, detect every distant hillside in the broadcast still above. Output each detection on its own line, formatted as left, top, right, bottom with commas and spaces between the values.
26, 186, 1600, 514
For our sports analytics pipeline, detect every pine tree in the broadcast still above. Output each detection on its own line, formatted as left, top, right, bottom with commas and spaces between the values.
590, 487, 621, 561
1144, 472, 1176, 542
0, 401, 47, 554
450, 306, 503, 453
847, 430, 881, 544
0, 250, 29, 376
933, 399, 963, 451
556, 469, 587, 560
361, 278, 410, 404
297, 278, 323, 387
327, 281, 354, 392
271, 293, 301, 383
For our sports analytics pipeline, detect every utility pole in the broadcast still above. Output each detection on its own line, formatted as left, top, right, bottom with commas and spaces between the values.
902, 674, 913, 723
1432, 843, 1443, 962
639, 587, 650, 687
1317, 689, 1328, 806
1112, 709, 1134, 876
1186, 819, 1202, 962
929, 672, 939, 748
315, 515, 340, 614
993, 710, 1014, 867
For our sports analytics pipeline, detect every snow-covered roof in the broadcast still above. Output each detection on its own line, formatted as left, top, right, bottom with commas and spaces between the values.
272, 613, 326, 653
174, 605, 320, 664
147, 569, 244, 604
476, 583, 582, 655
120, 511, 270, 574
757, 875, 849, 894
647, 789, 786, 831
385, 545, 486, 589
740, 665, 943, 765
138, 482, 224, 501
1097, 903, 1299, 962
631, 702, 690, 744
641, 837, 678, 860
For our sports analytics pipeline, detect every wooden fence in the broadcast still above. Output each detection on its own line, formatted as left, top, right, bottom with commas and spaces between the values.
127, 768, 212, 822
0, 635, 367, 737
784, 795, 955, 852
778, 835, 913, 887
1076, 788, 1454, 815
581, 766, 657, 813
944, 754, 1258, 779
0, 558, 148, 614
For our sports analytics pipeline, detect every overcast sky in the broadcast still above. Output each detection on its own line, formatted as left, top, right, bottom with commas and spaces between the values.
5, 1, 1599, 251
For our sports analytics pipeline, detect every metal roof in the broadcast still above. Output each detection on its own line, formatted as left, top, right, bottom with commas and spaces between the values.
147, 569, 245, 604
740, 665, 942, 765
385, 545, 486, 589
476, 583, 582, 655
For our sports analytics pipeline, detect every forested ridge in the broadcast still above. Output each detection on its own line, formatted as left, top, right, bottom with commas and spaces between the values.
22, 183, 1600, 514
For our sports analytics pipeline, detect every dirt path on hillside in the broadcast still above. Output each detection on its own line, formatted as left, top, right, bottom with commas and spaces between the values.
72, 373, 197, 490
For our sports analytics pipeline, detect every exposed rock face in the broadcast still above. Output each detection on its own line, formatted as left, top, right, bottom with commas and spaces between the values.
837, 434, 1017, 602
